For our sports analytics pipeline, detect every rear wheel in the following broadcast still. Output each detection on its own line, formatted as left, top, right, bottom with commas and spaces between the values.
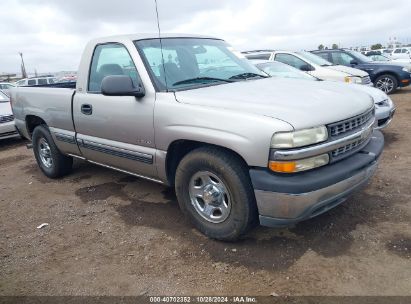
32, 125, 73, 178
375, 74, 398, 94
175, 147, 257, 241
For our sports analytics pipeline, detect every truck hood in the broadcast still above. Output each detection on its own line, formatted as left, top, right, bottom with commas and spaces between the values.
174, 78, 374, 130
0, 101, 12, 116
326, 65, 369, 77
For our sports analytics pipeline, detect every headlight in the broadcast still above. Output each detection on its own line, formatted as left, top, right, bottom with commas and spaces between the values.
271, 126, 328, 148
402, 67, 411, 73
376, 97, 393, 107
344, 76, 362, 84
269, 154, 330, 173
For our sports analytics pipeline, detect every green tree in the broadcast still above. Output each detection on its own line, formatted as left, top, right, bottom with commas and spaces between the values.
371, 43, 383, 50
332, 43, 339, 49
318, 44, 324, 50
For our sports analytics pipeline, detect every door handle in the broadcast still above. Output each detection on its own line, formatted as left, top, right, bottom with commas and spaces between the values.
81, 104, 93, 115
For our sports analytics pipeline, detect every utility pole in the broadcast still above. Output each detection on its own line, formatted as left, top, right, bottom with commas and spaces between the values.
19, 52, 27, 79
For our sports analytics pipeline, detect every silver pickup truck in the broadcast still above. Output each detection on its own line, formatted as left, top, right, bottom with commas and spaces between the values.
11, 34, 384, 241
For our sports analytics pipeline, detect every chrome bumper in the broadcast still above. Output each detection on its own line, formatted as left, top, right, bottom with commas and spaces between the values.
256, 160, 378, 227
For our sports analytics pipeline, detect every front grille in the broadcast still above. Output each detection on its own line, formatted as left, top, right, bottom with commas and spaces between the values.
332, 137, 367, 158
328, 108, 374, 137
362, 76, 372, 85
0, 115, 14, 124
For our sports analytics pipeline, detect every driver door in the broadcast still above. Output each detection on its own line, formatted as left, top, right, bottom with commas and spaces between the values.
73, 43, 157, 179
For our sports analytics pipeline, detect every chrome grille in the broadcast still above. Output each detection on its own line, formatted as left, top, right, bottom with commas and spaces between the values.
332, 138, 367, 157
0, 115, 14, 124
361, 76, 372, 85
329, 108, 374, 137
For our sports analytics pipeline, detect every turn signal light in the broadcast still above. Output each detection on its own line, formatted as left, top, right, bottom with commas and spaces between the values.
269, 161, 297, 173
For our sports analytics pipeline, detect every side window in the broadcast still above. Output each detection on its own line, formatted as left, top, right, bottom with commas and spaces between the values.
38, 79, 48, 85
88, 43, 141, 93
315, 52, 329, 61
274, 53, 308, 69
27, 79, 36, 86
402, 49, 408, 53
394, 49, 401, 53
331, 52, 354, 65
48, 78, 56, 84
246, 54, 271, 60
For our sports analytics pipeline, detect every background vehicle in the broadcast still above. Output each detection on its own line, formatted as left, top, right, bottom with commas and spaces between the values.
0, 83, 15, 96
312, 49, 411, 94
11, 34, 384, 241
391, 47, 411, 60
243, 50, 372, 85
253, 60, 395, 130
15, 77, 57, 87
0, 90, 20, 140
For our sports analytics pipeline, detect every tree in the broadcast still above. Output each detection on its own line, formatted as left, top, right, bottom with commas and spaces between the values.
318, 44, 324, 50
332, 43, 339, 49
371, 43, 383, 50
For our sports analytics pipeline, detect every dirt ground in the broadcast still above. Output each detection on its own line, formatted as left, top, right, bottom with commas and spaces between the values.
0, 88, 410, 297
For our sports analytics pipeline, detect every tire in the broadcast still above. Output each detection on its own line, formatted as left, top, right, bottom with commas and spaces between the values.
374, 74, 398, 94
175, 146, 258, 241
32, 125, 73, 178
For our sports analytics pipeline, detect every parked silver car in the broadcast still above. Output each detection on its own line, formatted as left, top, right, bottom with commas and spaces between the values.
253, 60, 395, 129
0, 91, 20, 140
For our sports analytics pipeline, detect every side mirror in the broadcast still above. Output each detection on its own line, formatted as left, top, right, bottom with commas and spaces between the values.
101, 75, 145, 98
300, 64, 314, 72
350, 59, 358, 65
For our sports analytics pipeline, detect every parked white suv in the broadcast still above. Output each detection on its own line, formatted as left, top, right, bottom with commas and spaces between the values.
15, 77, 57, 87
243, 50, 372, 85
390, 48, 411, 60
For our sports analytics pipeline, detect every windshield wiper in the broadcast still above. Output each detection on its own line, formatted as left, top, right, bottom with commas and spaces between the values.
173, 77, 234, 86
229, 72, 268, 80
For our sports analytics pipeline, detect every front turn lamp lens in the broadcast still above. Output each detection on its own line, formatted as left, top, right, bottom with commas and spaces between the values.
269, 154, 330, 173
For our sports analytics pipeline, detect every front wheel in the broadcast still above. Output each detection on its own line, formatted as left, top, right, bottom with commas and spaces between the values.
374, 74, 398, 94
175, 147, 258, 241
32, 125, 73, 178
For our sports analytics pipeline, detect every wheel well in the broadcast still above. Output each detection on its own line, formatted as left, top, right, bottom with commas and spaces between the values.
374, 71, 400, 86
26, 115, 47, 138
165, 140, 249, 187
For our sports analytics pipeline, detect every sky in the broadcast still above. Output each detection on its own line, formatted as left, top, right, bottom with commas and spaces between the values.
1, 0, 411, 75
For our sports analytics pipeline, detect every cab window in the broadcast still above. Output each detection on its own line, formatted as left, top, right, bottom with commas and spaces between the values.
331, 52, 354, 65
27, 79, 36, 86
274, 53, 307, 70
88, 43, 141, 93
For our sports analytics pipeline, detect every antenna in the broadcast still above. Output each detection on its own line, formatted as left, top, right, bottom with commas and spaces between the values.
154, 0, 168, 90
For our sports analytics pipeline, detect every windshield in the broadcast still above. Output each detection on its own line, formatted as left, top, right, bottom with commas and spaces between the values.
256, 62, 316, 80
135, 38, 266, 91
0, 91, 9, 102
296, 51, 334, 66
347, 50, 372, 62
371, 55, 390, 62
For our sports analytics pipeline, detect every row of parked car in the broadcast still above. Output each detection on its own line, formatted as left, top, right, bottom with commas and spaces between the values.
0, 45, 405, 144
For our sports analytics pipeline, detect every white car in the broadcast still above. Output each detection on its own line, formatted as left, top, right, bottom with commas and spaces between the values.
253, 60, 395, 130
0, 90, 20, 140
243, 50, 372, 85
15, 77, 57, 87
391, 47, 411, 60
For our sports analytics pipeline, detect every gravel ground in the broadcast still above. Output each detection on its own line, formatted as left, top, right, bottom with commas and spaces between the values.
0, 88, 410, 296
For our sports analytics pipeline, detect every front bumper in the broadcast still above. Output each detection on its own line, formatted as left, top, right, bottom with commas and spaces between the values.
375, 107, 396, 130
0, 121, 20, 140
250, 130, 384, 227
